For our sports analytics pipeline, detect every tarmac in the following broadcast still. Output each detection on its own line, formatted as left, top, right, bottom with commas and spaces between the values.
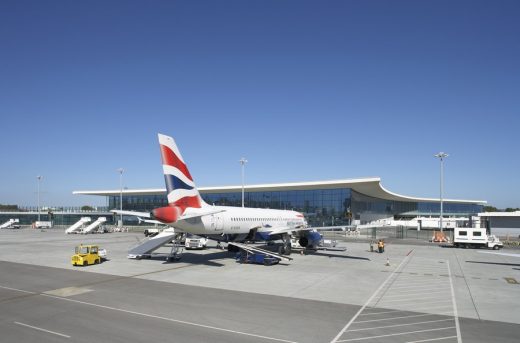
0, 228, 519, 342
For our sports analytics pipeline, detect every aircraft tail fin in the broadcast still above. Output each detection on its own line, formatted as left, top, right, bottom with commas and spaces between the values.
158, 134, 208, 212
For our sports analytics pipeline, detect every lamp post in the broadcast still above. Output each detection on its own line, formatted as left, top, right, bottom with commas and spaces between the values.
36, 175, 43, 221
117, 168, 124, 227
434, 152, 448, 232
239, 157, 248, 207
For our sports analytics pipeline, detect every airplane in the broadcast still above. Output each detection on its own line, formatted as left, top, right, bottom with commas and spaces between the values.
113, 133, 322, 255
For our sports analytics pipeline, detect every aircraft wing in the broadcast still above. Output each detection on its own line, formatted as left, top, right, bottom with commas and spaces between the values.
267, 225, 308, 236
111, 209, 151, 218
478, 251, 520, 258
137, 217, 164, 225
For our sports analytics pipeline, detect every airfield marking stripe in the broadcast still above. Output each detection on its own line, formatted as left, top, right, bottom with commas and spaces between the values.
394, 306, 453, 314
40, 294, 298, 343
336, 326, 456, 342
378, 296, 453, 304
354, 312, 445, 323
14, 321, 71, 338
381, 290, 448, 299
390, 280, 448, 285
346, 318, 454, 332
329, 251, 413, 343
405, 336, 458, 343
446, 260, 462, 343
0, 285, 37, 294
391, 276, 451, 280
359, 310, 404, 316
387, 284, 451, 291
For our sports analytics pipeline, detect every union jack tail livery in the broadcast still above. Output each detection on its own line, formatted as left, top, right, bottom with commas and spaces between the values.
152, 134, 208, 223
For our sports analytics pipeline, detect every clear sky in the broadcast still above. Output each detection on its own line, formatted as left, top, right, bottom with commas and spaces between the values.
0, 0, 518, 209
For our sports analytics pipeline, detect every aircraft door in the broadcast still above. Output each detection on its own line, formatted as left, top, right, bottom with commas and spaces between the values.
211, 215, 223, 232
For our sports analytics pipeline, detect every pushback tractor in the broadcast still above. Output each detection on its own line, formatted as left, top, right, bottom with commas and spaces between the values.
71, 244, 104, 266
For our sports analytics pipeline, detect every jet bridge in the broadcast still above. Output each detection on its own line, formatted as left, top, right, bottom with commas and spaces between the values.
81, 217, 107, 234
127, 228, 179, 258
65, 217, 91, 234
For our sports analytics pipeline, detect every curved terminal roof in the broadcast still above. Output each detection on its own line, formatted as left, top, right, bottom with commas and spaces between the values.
73, 177, 486, 205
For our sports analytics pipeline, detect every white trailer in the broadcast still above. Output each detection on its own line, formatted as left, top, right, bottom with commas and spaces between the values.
453, 227, 503, 250
34, 221, 52, 229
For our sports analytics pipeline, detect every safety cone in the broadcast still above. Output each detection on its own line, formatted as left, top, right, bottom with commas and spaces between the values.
386, 257, 390, 266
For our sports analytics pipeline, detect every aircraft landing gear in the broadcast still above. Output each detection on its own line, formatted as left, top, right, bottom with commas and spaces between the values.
279, 234, 292, 255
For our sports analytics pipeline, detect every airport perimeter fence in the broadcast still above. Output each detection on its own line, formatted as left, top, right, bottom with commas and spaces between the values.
320, 226, 454, 243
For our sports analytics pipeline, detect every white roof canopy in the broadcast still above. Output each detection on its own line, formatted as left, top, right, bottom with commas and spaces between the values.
73, 177, 486, 205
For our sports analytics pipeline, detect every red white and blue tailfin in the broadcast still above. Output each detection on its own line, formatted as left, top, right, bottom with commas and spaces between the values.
158, 134, 208, 213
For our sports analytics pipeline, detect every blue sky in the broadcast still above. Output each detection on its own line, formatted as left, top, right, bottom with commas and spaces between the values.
0, 0, 518, 208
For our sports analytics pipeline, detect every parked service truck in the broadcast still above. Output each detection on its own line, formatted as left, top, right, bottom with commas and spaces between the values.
453, 227, 503, 250
185, 233, 208, 249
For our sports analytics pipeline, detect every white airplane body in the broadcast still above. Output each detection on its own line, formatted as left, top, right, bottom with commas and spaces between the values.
114, 134, 320, 253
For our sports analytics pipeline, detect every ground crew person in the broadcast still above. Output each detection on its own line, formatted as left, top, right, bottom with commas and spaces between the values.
378, 239, 385, 253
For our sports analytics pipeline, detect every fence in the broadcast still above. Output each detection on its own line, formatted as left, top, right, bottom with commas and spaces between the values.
320, 226, 455, 242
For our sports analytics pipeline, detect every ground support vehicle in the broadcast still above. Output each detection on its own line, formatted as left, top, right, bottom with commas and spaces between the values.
235, 251, 279, 266
185, 234, 208, 249
34, 221, 52, 229
144, 228, 161, 237
0, 219, 20, 229
453, 227, 503, 250
71, 245, 102, 266
98, 248, 108, 260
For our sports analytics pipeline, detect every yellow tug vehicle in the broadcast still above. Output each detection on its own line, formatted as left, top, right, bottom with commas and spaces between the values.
71, 244, 101, 266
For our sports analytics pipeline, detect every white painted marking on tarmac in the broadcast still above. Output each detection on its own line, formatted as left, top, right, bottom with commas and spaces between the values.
354, 312, 443, 323
14, 321, 70, 338
388, 284, 450, 291
41, 294, 297, 343
405, 336, 458, 343
447, 261, 462, 343
359, 309, 404, 316
381, 290, 447, 299
346, 318, 454, 332
44, 287, 92, 297
329, 251, 413, 343
378, 297, 452, 304
336, 326, 455, 342
0, 285, 36, 294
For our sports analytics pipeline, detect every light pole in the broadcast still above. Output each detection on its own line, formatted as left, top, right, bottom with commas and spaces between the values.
36, 175, 43, 221
434, 152, 448, 232
117, 168, 124, 227
239, 157, 248, 207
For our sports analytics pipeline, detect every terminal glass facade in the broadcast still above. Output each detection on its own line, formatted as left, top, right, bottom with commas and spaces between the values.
108, 188, 483, 227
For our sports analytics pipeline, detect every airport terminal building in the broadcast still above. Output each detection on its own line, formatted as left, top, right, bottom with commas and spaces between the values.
74, 177, 485, 227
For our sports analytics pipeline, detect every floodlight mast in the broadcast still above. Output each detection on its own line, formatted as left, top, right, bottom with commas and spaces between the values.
117, 168, 124, 227
36, 175, 43, 221
434, 152, 449, 232
239, 158, 248, 208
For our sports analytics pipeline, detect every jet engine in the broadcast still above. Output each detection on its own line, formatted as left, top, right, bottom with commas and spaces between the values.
152, 206, 182, 224
298, 231, 322, 249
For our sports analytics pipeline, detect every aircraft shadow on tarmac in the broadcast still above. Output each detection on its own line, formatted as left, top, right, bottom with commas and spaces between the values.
466, 260, 520, 268
136, 247, 369, 267
309, 251, 370, 260
143, 250, 231, 267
